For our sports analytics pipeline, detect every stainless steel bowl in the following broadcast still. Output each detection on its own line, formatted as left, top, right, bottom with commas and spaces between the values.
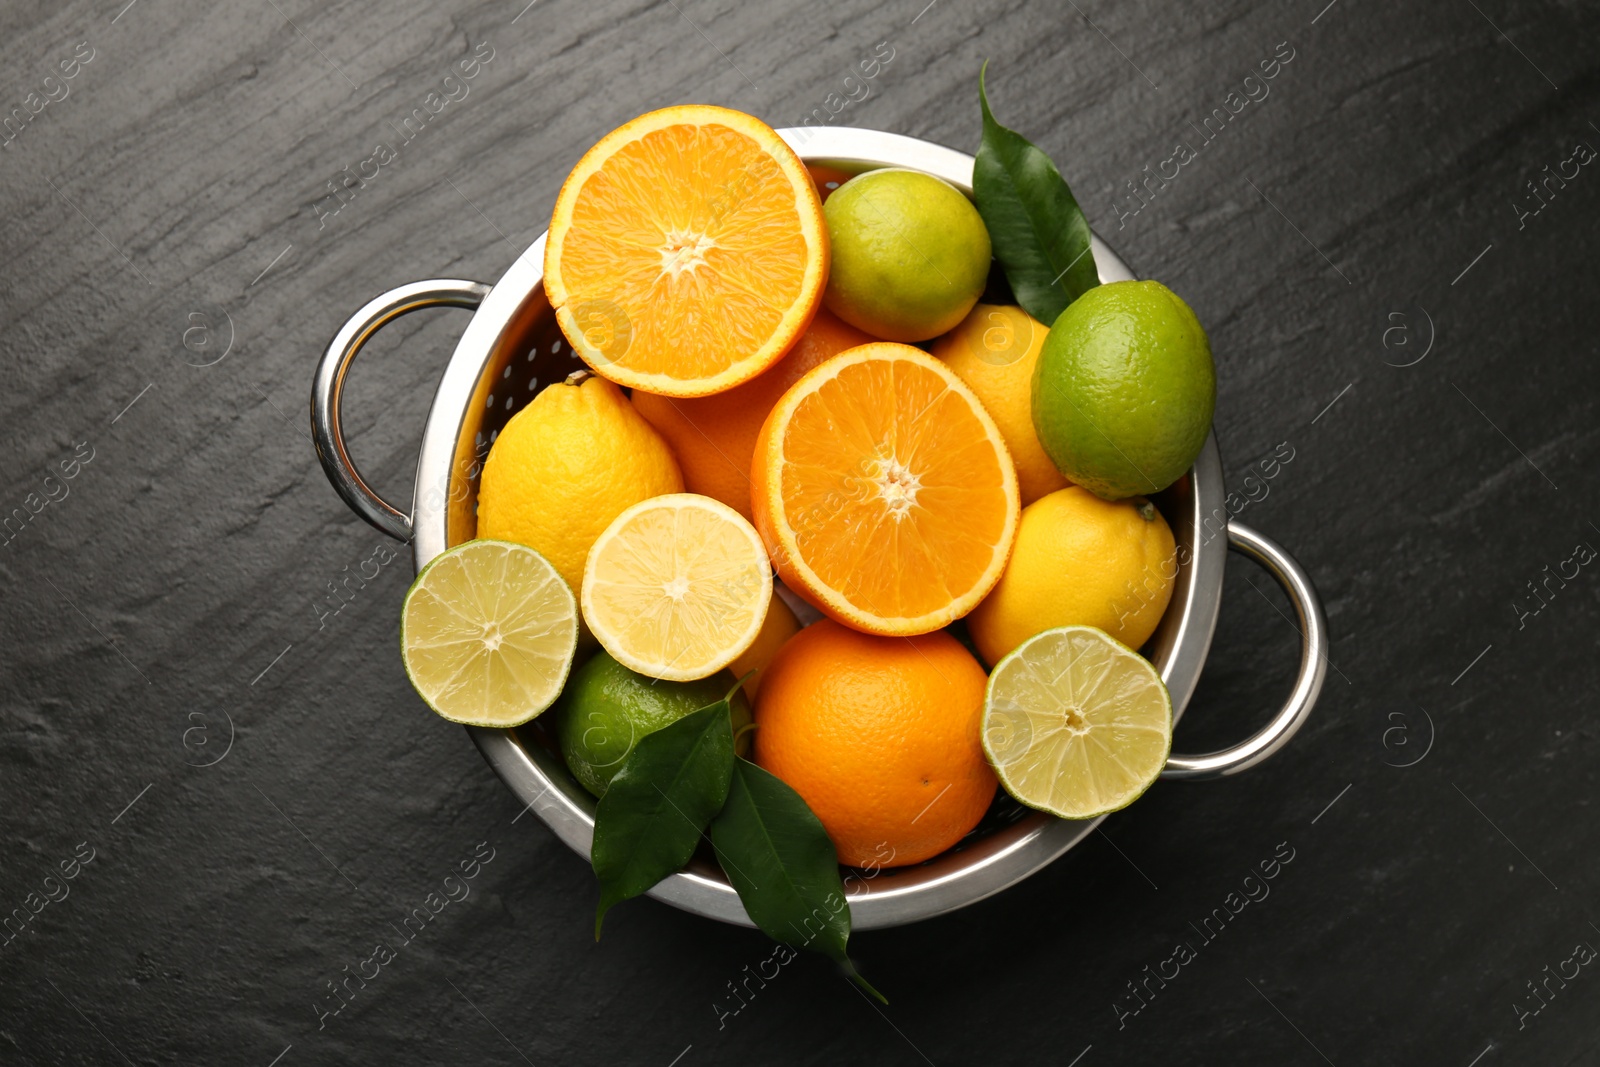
311, 127, 1327, 930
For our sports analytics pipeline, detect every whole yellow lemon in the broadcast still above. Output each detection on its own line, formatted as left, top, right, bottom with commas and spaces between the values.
966, 486, 1176, 666
477, 373, 683, 596
932, 303, 1069, 505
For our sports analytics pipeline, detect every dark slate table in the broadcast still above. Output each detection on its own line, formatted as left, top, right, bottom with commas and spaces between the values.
3, 0, 1598, 1063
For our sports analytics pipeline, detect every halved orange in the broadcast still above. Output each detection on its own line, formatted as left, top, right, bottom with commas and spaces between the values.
751, 343, 1021, 636
543, 106, 828, 397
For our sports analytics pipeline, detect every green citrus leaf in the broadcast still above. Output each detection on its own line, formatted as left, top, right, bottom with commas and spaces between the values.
974, 61, 1100, 326
709, 758, 884, 1002
591, 700, 735, 938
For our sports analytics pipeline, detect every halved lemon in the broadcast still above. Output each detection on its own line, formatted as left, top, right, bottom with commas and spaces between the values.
581, 493, 773, 681
751, 342, 1020, 636
543, 105, 828, 397
400, 540, 579, 727
982, 626, 1172, 819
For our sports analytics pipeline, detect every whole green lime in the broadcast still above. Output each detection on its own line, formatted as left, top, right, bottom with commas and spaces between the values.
551, 650, 752, 798
822, 169, 992, 342
1032, 280, 1215, 500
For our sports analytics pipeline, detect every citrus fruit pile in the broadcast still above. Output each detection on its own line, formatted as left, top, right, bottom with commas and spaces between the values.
398, 98, 1218, 930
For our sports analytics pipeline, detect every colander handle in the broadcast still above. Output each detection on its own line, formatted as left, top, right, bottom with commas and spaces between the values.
1161, 522, 1328, 780
311, 279, 491, 541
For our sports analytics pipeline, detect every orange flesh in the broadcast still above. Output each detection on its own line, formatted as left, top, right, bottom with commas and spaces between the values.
760, 345, 1019, 632
553, 118, 819, 386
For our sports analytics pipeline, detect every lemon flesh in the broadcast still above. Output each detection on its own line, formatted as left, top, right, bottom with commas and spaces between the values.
400, 540, 579, 727
581, 493, 772, 682
982, 626, 1172, 819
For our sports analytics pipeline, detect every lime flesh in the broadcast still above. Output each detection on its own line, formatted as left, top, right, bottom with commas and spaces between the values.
982, 626, 1172, 819
400, 540, 579, 728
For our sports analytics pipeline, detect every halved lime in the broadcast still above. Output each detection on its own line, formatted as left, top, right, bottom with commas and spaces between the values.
982, 625, 1172, 819
400, 540, 579, 727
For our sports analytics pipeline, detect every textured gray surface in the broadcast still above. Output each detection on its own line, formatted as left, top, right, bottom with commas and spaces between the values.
2, 0, 1598, 1063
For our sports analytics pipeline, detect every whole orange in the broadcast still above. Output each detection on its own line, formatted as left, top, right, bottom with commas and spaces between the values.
632, 308, 872, 521
752, 619, 996, 867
